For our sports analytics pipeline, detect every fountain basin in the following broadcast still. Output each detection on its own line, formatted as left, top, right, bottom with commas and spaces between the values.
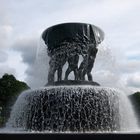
7, 85, 137, 132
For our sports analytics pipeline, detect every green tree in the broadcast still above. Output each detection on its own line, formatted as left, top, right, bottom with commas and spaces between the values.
129, 91, 140, 127
0, 73, 30, 127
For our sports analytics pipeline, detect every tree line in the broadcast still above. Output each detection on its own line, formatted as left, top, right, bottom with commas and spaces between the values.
0, 73, 30, 127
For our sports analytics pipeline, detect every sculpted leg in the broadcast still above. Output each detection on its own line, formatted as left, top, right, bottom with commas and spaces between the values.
57, 67, 62, 81
74, 69, 79, 80
64, 67, 71, 80
81, 69, 86, 81
78, 52, 88, 81
87, 72, 93, 81
48, 57, 56, 84
48, 69, 56, 84
73, 54, 79, 80
78, 62, 85, 80
56, 53, 67, 82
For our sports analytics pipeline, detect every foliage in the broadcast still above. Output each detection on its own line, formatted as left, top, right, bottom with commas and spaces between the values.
129, 91, 140, 126
131, 92, 140, 103
0, 73, 30, 127
129, 91, 140, 108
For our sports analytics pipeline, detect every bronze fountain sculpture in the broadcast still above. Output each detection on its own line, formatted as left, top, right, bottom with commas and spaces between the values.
42, 23, 104, 85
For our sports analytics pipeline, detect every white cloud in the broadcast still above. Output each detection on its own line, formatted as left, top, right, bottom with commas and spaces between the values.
118, 60, 140, 74
10, 36, 48, 87
0, 50, 8, 62
127, 73, 140, 88
5, 50, 28, 81
12, 37, 38, 65
0, 64, 16, 78
0, 24, 13, 49
0, 0, 139, 92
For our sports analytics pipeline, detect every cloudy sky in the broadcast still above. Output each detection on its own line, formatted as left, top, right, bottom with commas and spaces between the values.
0, 0, 140, 93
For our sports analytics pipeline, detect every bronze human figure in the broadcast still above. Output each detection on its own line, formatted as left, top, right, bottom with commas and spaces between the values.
78, 49, 88, 81
83, 45, 98, 81
48, 53, 67, 84
78, 44, 98, 81
64, 52, 79, 81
